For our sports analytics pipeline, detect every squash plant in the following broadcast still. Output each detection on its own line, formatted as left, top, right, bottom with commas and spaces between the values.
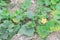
0, 0, 60, 40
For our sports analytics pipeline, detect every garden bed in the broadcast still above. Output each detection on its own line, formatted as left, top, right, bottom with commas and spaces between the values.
0, 0, 60, 40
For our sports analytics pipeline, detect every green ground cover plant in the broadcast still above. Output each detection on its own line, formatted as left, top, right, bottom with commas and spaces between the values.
0, 0, 60, 40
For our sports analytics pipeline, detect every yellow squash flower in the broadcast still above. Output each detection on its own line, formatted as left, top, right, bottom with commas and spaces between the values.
41, 18, 47, 24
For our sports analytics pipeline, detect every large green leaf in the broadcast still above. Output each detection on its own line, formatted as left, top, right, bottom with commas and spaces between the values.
44, 0, 51, 6
37, 0, 44, 5
51, 10, 60, 16
18, 22, 35, 36
56, 3, 60, 11
20, 0, 31, 10
18, 25, 35, 36
51, 0, 59, 4
0, 20, 20, 40
50, 4, 56, 10
50, 25, 60, 32
36, 25, 50, 38
27, 12, 35, 19
44, 7, 51, 12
